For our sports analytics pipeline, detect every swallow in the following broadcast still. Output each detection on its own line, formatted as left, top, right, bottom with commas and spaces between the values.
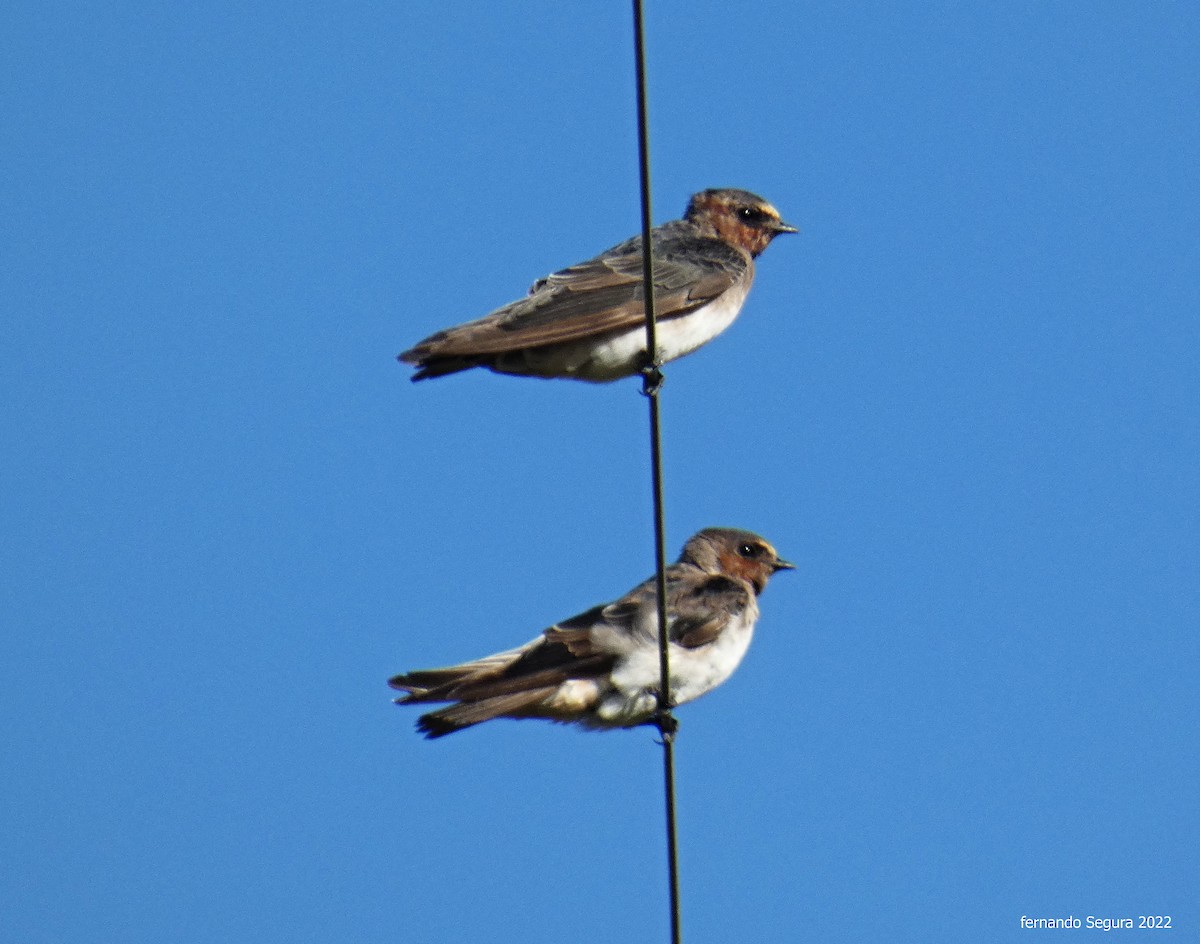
399, 189, 796, 382
389, 527, 794, 738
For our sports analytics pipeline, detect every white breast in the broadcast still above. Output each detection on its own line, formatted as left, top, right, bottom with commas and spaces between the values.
591, 601, 760, 726
666, 607, 758, 705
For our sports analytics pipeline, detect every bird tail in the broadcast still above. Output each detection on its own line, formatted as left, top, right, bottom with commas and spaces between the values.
387, 643, 531, 701
388, 643, 549, 738
389, 634, 616, 738
413, 689, 559, 739
397, 348, 479, 382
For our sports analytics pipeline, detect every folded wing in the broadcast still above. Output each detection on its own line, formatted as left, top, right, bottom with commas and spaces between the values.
400, 234, 747, 363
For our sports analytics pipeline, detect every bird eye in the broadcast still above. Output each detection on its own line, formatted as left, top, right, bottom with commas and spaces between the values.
737, 206, 768, 224
737, 543, 761, 558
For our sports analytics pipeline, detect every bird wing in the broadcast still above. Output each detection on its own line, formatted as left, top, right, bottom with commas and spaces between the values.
401, 234, 748, 360
390, 604, 618, 707
550, 567, 753, 651
666, 574, 754, 649
387, 642, 533, 697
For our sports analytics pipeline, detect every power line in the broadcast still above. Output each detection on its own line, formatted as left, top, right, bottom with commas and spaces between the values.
630, 3, 682, 943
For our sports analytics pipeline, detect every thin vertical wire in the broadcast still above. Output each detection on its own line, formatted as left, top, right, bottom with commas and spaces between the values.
631, 3, 682, 943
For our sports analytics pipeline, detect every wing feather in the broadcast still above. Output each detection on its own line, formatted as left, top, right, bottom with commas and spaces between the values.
401, 234, 747, 360
668, 574, 752, 649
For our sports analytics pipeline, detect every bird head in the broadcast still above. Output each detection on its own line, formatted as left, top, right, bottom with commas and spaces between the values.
685, 188, 797, 257
679, 527, 796, 595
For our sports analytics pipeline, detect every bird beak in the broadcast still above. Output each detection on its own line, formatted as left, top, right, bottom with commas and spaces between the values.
772, 220, 798, 235
772, 558, 797, 572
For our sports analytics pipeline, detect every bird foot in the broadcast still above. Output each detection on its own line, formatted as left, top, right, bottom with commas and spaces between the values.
639, 358, 665, 396
652, 708, 679, 742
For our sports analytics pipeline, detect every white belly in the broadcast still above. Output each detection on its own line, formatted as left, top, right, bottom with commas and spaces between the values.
590, 606, 759, 726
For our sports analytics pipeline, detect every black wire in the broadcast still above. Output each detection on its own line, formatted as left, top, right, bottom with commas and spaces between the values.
631, 2, 682, 942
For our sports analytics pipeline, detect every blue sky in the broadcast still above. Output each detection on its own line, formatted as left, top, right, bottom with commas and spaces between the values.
3, 3, 1197, 942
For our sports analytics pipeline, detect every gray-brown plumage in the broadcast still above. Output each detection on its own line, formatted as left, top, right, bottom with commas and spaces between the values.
399, 189, 796, 382
390, 527, 795, 738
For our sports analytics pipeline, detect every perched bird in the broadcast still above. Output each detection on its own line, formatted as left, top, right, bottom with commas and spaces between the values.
399, 189, 796, 382
390, 527, 794, 738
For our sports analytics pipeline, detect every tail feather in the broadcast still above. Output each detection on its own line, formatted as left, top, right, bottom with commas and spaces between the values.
416, 688, 558, 739
398, 349, 480, 382
388, 645, 532, 698
394, 653, 612, 707
391, 631, 615, 738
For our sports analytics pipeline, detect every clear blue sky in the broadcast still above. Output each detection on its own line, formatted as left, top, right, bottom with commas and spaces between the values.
3, 3, 1197, 942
